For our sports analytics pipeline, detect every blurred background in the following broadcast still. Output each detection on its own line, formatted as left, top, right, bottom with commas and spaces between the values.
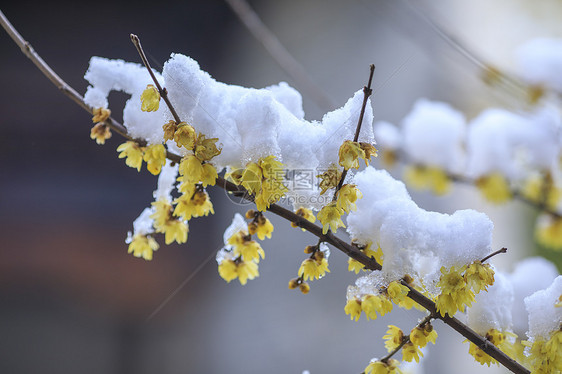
1, 1, 561, 373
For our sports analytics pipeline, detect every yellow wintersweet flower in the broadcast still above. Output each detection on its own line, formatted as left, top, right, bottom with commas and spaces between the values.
317, 202, 345, 234
162, 120, 177, 142
127, 234, 159, 261
260, 155, 285, 179
364, 361, 389, 374
556, 295, 562, 308
194, 134, 222, 162
383, 325, 404, 352
386, 281, 410, 304
317, 166, 342, 195
348, 243, 383, 273
241, 162, 263, 194
237, 260, 259, 285
298, 257, 330, 281
232, 238, 265, 263
254, 214, 274, 240
336, 184, 363, 213
338, 140, 365, 170
92, 107, 111, 123
468, 342, 494, 367
403, 165, 450, 195
178, 155, 218, 186
162, 219, 188, 245
90, 123, 112, 145
117, 141, 144, 171
218, 259, 238, 283
361, 294, 387, 320
299, 282, 310, 294
402, 342, 423, 363
521, 174, 561, 210
140, 84, 160, 112
173, 189, 214, 220
410, 324, 438, 348
151, 199, 173, 231
464, 261, 495, 293
436, 265, 474, 317
523, 330, 562, 374
344, 297, 362, 321
291, 207, 316, 230
475, 173, 512, 204
174, 122, 197, 150
536, 214, 562, 250
225, 168, 244, 185
143, 144, 167, 175
359, 142, 378, 164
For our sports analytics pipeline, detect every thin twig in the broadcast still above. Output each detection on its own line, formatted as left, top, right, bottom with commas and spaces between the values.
334, 64, 375, 198
1, 15, 529, 374
480, 247, 507, 263
380, 314, 433, 363
223, 0, 334, 112
130, 34, 182, 124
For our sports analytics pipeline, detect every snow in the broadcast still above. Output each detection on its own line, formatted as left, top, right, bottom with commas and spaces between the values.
401, 99, 466, 174
347, 167, 493, 286
524, 275, 562, 341
515, 38, 562, 92
467, 271, 514, 334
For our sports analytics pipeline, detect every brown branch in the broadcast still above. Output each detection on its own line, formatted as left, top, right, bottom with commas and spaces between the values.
130, 34, 182, 124
1, 16, 528, 374
480, 247, 507, 263
334, 64, 376, 199
223, 0, 334, 112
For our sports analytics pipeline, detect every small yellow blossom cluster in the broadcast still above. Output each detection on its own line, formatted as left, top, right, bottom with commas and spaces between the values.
90, 107, 112, 145
290, 207, 316, 231
338, 140, 377, 170
288, 277, 311, 295
348, 241, 383, 274
523, 330, 562, 374
127, 234, 159, 261
231, 155, 288, 211
435, 262, 495, 317
536, 214, 562, 250
344, 281, 410, 321
467, 329, 515, 367
364, 359, 400, 374
475, 172, 512, 204
218, 211, 273, 285
410, 323, 438, 349
404, 165, 450, 195
140, 84, 160, 112
522, 173, 561, 211
316, 165, 341, 195
150, 199, 189, 245
117, 141, 167, 175
173, 183, 214, 221
246, 210, 274, 240
177, 133, 221, 187
317, 184, 362, 235
298, 244, 330, 281
383, 325, 423, 363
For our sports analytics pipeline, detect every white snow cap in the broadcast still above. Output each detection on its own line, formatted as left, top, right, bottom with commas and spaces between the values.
373, 121, 401, 151
347, 167, 493, 285
515, 38, 562, 92
524, 275, 562, 341
467, 271, 514, 334
466, 107, 560, 180
509, 257, 559, 335
126, 207, 155, 242
401, 99, 466, 174
153, 160, 178, 202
